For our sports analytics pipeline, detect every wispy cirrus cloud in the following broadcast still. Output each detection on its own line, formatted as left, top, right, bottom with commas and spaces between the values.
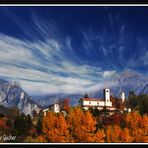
0, 33, 103, 95
2, 7, 146, 95
0, 12, 114, 95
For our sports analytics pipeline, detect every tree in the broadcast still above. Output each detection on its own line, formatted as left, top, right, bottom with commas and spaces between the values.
67, 107, 84, 142
13, 113, 32, 138
121, 128, 133, 142
36, 113, 43, 135
90, 107, 100, 117
110, 96, 123, 110
84, 93, 89, 98
109, 113, 123, 126
0, 118, 11, 136
125, 112, 141, 130
68, 108, 105, 142
128, 91, 136, 99
136, 94, 148, 115
127, 93, 148, 114
41, 111, 72, 142
140, 114, 148, 142
63, 98, 70, 112
105, 125, 122, 142
26, 114, 32, 129
128, 91, 137, 109
57, 98, 70, 112
95, 129, 105, 143
124, 111, 148, 142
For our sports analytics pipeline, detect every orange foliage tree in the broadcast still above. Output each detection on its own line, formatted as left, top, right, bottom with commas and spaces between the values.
138, 113, 148, 142
105, 125, 123, 142
38, 107, 148, 143
40, 111, 72, 143
109, 113, 123, 126
0, 118, 10, 136
63, 98, 70, 112
121, 128, 133, 142
68, 107, 105, 143
124, 111, 148, 142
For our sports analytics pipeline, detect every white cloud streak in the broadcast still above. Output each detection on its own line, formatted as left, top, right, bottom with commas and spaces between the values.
0, 11, 120, 95
0, 31, 106, 95
103, 70, 116, 78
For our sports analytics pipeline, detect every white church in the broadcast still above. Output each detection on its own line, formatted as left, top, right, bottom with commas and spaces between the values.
79, 89, 126, 111
42, 89, 128, 116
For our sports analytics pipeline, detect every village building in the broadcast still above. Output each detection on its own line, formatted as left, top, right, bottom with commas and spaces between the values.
43, 103, 60, 116
79, 89, 132, 113
42, 89, 130, 116
79, 89, 116, 111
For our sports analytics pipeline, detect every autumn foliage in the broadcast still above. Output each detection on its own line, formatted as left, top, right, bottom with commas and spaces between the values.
39, 108, 148, 143
0, 118, 10, 136
67, 108, 105, 142
63, 99, 70, 112
41, 111, 72, 142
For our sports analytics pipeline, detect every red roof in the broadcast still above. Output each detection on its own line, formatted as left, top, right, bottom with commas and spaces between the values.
83, 105, 116, 109
83, 105, 115, 109
83, 105, 104, 107
81, 98, 104, 102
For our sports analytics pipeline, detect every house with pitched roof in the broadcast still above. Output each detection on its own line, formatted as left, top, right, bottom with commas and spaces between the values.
79, 89, 116, 111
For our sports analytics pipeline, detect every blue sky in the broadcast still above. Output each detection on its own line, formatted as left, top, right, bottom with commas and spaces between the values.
0, 6, 147, 95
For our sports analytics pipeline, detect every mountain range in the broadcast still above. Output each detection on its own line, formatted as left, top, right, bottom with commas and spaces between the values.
0, 69, 147, 115
0, 79, 41, 116
32, 69, 148, 107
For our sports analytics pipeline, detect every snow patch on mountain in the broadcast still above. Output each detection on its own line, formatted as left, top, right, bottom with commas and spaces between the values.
0, 79, 41, 115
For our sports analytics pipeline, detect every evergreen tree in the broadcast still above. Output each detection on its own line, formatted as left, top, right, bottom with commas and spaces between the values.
36, 114, 43, 135
128, 91, 138, 109
84, 93, 89, 98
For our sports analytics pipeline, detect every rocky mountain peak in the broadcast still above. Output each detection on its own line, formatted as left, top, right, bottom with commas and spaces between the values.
0, 79, 41, 116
